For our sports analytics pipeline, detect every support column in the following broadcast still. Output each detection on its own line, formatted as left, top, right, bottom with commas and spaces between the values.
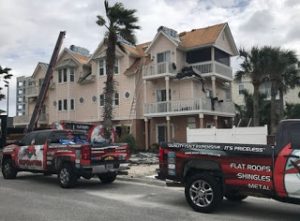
211, 76, 216, 98
144, 118, 149, 150
214, 115, 218, 128
166, 116, 171, 142
211, 47, 215, 73
199, 113, 204, 128
143, 80, 147, 105
165, 76, 170, 112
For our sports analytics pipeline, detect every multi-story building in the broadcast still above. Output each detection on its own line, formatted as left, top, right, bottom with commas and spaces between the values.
15, 62, 49, 127
14, 22, 238, 149
232, 62, 300, 106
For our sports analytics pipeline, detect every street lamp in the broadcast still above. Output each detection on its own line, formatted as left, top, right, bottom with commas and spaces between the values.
4, 80, 9, 117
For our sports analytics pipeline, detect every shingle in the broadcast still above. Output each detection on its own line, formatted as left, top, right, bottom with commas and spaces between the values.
179, 23, 226, 49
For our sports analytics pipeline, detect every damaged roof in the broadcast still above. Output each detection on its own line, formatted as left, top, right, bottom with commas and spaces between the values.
179, 23, 226, 49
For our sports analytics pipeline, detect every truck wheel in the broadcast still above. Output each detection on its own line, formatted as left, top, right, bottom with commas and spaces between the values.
225, 192, 248, 202
58, 163, 77, 188
98, 172, 117, 184
2, 158, 17, 179
185, 173, 222, 213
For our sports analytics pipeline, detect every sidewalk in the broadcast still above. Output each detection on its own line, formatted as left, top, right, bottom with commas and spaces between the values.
117, 152, 165, 186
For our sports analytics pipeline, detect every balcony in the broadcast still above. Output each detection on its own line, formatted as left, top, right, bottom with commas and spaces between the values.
13, 113, 49, 126
143, 61, 233, 81
189, 61, 233, 80
143, 62, 176, 80
144, 99, 235, 117
25, 86, 40, 98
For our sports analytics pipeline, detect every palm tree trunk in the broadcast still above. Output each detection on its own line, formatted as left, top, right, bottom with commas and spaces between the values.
279, 88, 284, 120
270, 80, 278, 135
103, 32, 117, 141
253, 83, 260, 126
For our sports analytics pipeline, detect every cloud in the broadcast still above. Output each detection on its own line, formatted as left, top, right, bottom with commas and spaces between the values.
0, 0, 299, 115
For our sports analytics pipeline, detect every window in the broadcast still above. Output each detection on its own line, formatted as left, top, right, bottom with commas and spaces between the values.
99, 59, 105, 76
63, 99, 68, 110
100, 94, 105, 106
58, 70, 62, 83
157, 51, 170, 63
39, 78, 44, 86
70, 68, 75, 82
215, 48, 230, 66
99, 93, 119, 106
114, 59, 119, 74
99, 58, 119, 75
70, 99, 75, 110
18, 81, 23, 87
18, 97, 23, 102
58, 100, 62, 111
238, 84, 244, 95
63, 69, 67, 82
225, 89, 231, 101
206, 90, 212, 98
18, 89, 23, 95
114, 93, 119, 106
186, 47, 211, 64
187, 117, 196, 129
156, 89, 171, 102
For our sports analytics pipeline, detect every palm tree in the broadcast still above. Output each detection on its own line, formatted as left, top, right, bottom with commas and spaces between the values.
235, 47, 269, 126
96, 0, 140, 141
0, 65, 13, 100
265, 47, 299, 134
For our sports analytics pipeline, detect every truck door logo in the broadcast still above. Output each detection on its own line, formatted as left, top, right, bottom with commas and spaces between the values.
25, 146, 37, 159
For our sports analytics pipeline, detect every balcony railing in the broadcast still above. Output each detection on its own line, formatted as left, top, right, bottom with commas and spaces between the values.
143, 61, 233, 80
13, 113, 49, 125
143, 62, 176, 79
25, 86, 40, 97
189, 61, 233, 79
144, 99, 235, 116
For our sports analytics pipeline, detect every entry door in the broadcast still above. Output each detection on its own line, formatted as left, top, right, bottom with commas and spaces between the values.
157, 125, 167, 143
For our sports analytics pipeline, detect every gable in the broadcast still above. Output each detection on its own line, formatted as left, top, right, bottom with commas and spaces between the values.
215, 25, 238, 56
146, 31, 178, 54
147, 34, 177, 57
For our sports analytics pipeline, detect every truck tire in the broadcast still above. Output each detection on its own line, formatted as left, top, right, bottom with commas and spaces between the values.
185, 173, 223, 213
58, 163, 77, 188
225, 192, 248, 202
2, 158, 17, 179
98, 172, 117, 184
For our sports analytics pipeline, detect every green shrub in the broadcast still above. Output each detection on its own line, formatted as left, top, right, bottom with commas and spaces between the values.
118, 134, 137, 153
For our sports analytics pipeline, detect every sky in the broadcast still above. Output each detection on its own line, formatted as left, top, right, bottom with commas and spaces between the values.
0, 0, 300, 117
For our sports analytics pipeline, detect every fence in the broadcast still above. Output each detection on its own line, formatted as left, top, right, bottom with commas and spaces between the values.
187, 125, 268, 144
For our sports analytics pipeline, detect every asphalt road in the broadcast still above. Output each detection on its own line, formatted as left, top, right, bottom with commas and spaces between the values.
0, 172, 300, 221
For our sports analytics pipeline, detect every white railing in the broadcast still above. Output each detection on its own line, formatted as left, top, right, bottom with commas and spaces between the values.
13, 113, 49, 125
189, 61, 233, 79
143, 62, 176, 77
190, 61, 212, 74
215, 62, 233, 79
26, 86, 40, 97
144, 99, 235, 115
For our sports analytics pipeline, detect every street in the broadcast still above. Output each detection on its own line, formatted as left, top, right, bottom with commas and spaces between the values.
0, 172, 300, 221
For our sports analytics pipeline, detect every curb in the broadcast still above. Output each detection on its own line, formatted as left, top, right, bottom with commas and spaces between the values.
117, 176, 166, 187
